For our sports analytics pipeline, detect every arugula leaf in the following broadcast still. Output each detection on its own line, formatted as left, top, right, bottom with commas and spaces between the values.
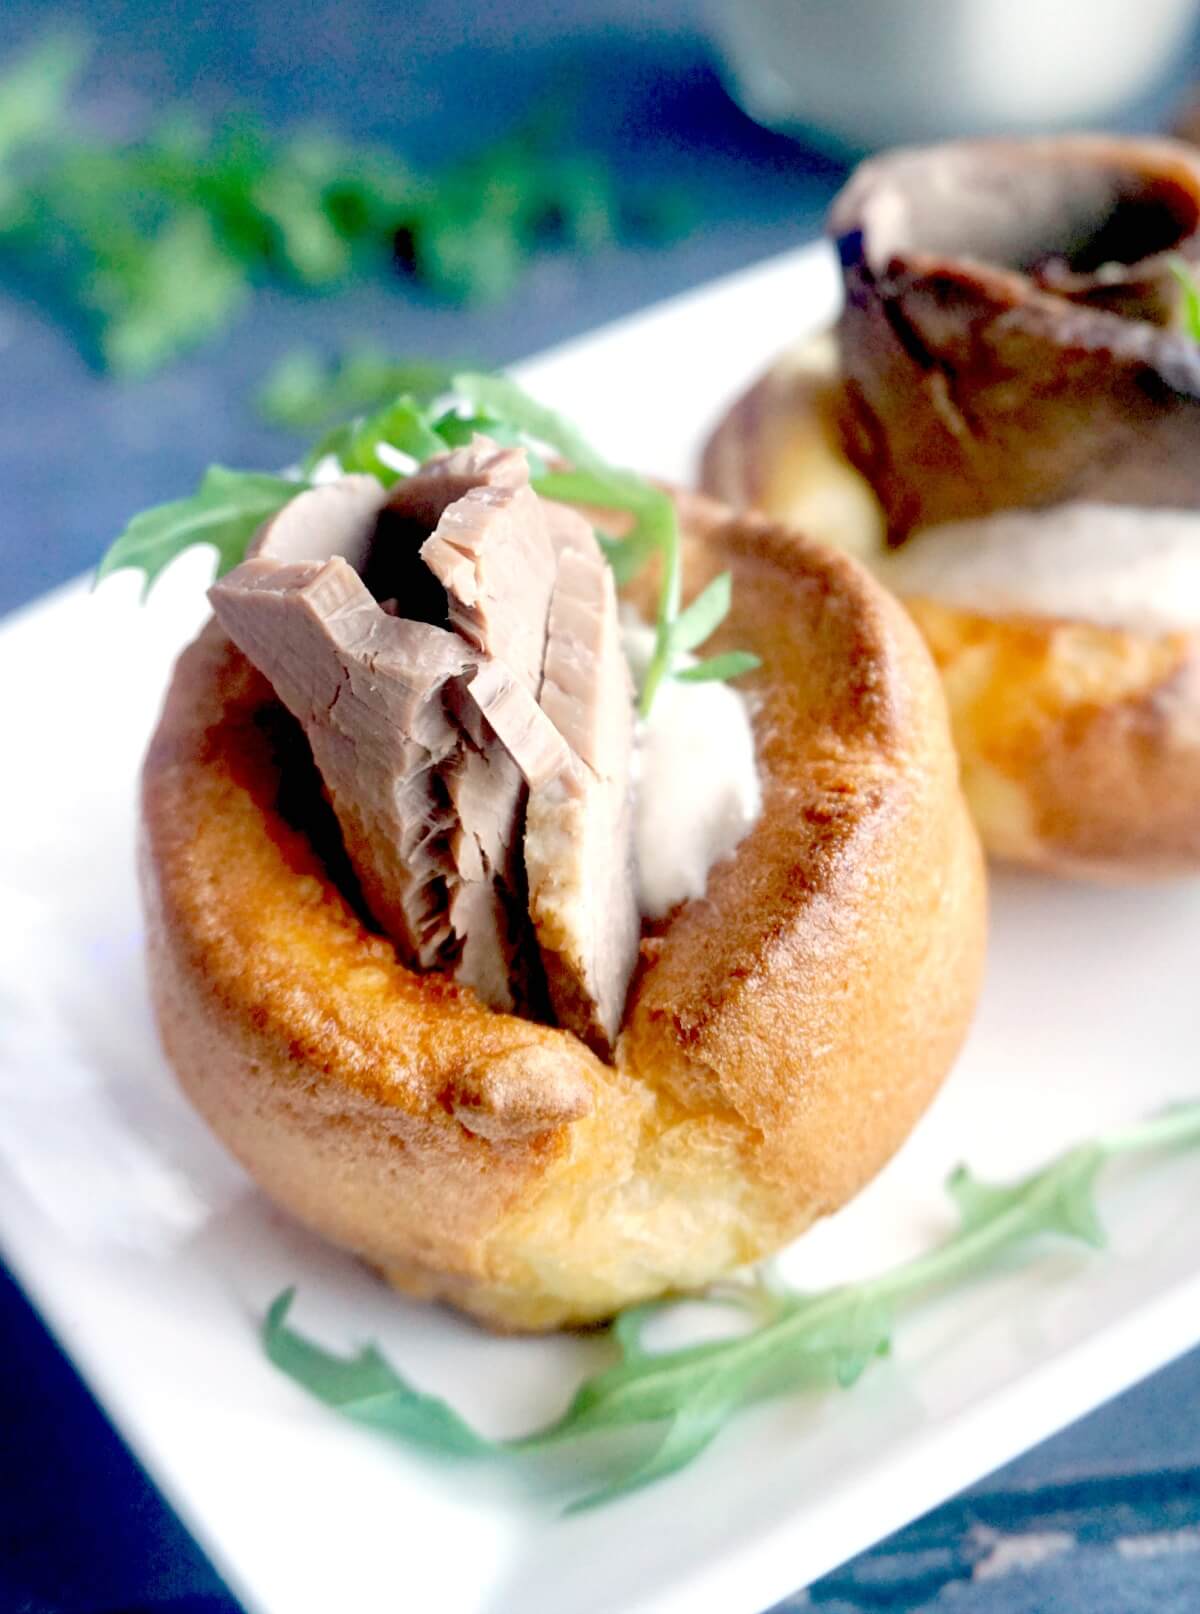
542, 153, 619, 255
525, 1336, 745, 1447
404, 128, 624, 306
98, 466, 300, 591
534, 470, 749, 708
433, 410, 543, 466
259, 349, 459, 429
103, 357, 754, 707
278, 129, 423, 245
263, 1291, 491, 1456
636, 498, 684, 718
255, 168, 353, 287
98, 385, 442, 587
528, 464, 662, 512
87, 209, 251, 378
439, 378, 758, 712
675, 651, 762, 686
530, 468, 671, 584
949, 1146, 1108, 1248
415, 205, 526, 305
524, 443, 751, 711
298, 422, 357, 475
337, 397, 447, 482
0, 37, 686, 375
670, 572, 732, 653
262, 1100, 1200, 1511
0, 30, 88, 173
565, 1397, 731, 1513
1171, 258, 1200, 342
826, 1295, 893, 1388
452, 372, 609, 474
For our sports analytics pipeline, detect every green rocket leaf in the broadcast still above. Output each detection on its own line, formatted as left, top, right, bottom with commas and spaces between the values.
97, 465, 300, 591
262, 1101, 1200, 1511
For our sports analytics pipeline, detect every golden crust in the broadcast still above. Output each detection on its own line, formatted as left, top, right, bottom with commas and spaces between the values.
698, 334, 885, 565
140, 497, 985, 1330
703, 340, 1200, 881
904, 600, 1200, 879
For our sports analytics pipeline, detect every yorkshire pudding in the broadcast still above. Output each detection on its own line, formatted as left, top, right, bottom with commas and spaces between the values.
141, 491, 985, 1331
704, 336, 1200, 880
703, 136, 1200, 881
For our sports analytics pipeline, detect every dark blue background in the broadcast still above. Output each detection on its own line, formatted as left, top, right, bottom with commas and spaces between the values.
2, 3, 1199, 1610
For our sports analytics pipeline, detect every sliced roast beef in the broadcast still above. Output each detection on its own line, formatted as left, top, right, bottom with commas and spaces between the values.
247, 474, 391, 568
421, 481, 558, 694
209, 554, 472, 971
830, 136, 1200, 539
209, 464, 554, 1016
210, 444, 639, 1047
465, 659, 571, 788
385, 437, 528, 529
363, 437, 529, 617
440, 735, 536, 1014
413, 444, 562, 1010
516, 505, 639, 1058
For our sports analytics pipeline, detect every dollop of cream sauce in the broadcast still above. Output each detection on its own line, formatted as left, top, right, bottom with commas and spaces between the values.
879, 502, 1200, 634
621, 615, 762, 920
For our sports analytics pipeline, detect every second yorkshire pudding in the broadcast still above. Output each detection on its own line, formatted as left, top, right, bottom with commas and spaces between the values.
704, 335, 1200, 881
141, 490, 985, 1332
704, 135, 1200, 880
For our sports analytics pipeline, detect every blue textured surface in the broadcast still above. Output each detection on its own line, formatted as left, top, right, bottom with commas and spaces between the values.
2, 4, 1200, 1611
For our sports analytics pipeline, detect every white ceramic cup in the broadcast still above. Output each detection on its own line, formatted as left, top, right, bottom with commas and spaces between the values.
709, 0, 1200, 150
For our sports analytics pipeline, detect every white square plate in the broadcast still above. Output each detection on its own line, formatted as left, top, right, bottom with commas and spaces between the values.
3, 242, 1200, 1614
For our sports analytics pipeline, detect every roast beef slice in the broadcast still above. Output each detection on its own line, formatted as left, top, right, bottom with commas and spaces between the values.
830, 136, 1200, 538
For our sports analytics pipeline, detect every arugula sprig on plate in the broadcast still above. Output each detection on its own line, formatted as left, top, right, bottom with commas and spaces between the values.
98, 370, 760, 712
263, 1100, 1200, 1511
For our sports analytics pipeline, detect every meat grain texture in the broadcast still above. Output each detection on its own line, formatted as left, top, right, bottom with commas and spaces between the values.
210, 440, 640, 1039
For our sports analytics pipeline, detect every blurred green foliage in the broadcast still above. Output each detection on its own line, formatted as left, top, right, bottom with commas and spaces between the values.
0, 31, 687, 376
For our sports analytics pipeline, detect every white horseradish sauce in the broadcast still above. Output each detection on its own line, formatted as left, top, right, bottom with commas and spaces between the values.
621, 614, 762, 920
879, 502, 1200, 635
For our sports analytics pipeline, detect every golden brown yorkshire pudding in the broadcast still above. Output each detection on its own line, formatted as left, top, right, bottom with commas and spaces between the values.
703, 136, 1200, 882
141, 492, 985, 1331
705, 336, 1200, 882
